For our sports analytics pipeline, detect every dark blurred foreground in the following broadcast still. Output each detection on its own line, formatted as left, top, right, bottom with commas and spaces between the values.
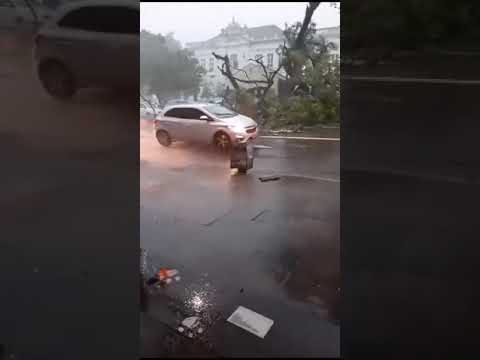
1, 27, 139, 359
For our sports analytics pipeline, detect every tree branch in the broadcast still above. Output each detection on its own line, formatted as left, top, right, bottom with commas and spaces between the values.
212, 51, 240, 90
248, 57, 270, 83
140, 92, 158, 117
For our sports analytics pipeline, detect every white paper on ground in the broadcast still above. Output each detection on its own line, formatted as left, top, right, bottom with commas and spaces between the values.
181, 316, 200, 329
227, 306, 274, 339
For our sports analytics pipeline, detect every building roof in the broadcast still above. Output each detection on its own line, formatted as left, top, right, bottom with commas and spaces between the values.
186, 22, 339, 50
246, 25, 284, 41
187, 23, 284, 49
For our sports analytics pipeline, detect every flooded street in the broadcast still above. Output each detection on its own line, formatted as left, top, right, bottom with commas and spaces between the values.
140, 121, 340, 357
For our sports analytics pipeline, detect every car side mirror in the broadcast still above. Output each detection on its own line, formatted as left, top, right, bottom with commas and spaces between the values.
200, 115, 210, 121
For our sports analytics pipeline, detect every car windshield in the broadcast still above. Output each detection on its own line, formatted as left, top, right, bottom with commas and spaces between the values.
204, 105, 237, 118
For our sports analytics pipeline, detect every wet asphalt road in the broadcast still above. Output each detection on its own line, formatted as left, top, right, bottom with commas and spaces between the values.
140, 122, 340, 357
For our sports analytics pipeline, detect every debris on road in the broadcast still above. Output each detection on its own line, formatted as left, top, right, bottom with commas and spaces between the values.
267, 128, 304, 135
177, 316, 206, 339
253, 145, 273, 150
146, 277, 159, 286
250, 209, 268, 221
181, 316, 200, 330
227, 306, 274, 339
157, 268, 179, 280
145, 267, 181, 289
259, 175, 281, 182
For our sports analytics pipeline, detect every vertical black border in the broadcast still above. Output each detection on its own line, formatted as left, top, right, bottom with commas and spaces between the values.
341, 0, 480, 357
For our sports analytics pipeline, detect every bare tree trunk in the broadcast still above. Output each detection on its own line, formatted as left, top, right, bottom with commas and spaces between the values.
212, 52, 240, 91
282, 2, 321, 94
140, 93, 158, 118
295, 2, 321, 50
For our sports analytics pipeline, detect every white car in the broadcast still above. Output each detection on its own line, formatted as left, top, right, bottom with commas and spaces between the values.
154, 104, 258, 151
33, 0, 139, 99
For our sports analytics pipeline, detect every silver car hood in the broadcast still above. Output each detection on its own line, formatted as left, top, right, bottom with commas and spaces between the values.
222, 114, 257, 128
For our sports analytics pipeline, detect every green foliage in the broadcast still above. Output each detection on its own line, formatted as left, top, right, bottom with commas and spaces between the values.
266, 96, 337, 129
281, 21, 337, 81
306, 55, 340, 101
140, 30, 205, 100
266, 23, 340, 129
265, 56, 339, 129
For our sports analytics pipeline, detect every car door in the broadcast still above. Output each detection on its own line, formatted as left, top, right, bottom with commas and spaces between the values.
189, 108, 215, 143
162, 108, 186, 140
181, 108, 209, 142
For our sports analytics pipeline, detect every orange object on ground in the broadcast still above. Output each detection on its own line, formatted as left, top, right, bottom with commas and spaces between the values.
157, 268, 169, 280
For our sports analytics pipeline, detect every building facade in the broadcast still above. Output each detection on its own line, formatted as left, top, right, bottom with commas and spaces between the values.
186, 19, 340, 96
317, 26, 340, 58
186, 19, 286, 95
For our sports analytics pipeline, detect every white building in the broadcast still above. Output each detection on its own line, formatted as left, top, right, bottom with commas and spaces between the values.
317, 26, 340, 57
186, 19, 340, 95
186, 19, 286, 94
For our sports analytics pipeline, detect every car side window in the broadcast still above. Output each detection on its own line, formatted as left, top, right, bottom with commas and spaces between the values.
163, 109, 177, 118
183, 108, 207, 120
58, 6, 138, 34
58, 8, 95, 30
164, 108, 185, 118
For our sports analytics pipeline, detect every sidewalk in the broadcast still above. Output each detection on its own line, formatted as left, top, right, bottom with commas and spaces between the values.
262, 126, 340, 139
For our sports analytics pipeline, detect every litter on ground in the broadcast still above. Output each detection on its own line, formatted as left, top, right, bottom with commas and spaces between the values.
157, 268, 179, 280
181, 316, 200, 330
145, 267, 181, 289
178, 316, 206, 338
259, 175, 281, 182
227, 306, 274, 339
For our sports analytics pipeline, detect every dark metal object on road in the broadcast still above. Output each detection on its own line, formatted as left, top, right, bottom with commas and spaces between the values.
259, 175, 281, 182
230, 141, 254, 173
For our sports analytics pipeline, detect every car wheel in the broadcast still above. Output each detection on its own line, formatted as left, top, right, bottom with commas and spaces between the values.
213, 132, 232, 153
156, 130, 172, 147
38, 61, 76, 100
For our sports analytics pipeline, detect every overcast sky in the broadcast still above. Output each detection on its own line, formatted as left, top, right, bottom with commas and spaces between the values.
140, 2, 340, 47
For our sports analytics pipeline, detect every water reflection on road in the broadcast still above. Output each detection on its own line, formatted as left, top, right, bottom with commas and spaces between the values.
140, 124, 340, 357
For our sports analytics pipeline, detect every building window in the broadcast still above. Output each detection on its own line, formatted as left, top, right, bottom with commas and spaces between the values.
267, 53, 273, 68
230, 54, 238, 69
209, 58, 214, 72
